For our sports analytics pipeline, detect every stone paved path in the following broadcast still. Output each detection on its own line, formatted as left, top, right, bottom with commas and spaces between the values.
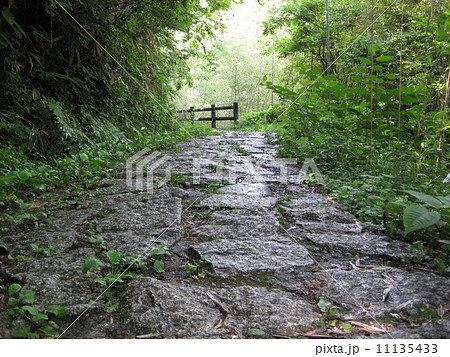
1, 131, 449, 338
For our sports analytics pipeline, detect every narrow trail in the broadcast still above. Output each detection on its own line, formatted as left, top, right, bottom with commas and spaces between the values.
1, 131, 448, 338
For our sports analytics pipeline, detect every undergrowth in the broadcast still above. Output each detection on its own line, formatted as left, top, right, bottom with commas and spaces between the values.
0, 122, 215, 209
236, 103, 449, 275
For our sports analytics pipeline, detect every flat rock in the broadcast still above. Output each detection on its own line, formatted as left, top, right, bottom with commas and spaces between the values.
311, 268, 450, 321
218, 183, 272, 197
4, 248, 101, 312
94, 193, 183, 257
292, 206, 362, 234
126, 277, 320, 337
190, 237, 314, 281
2, 229, 79, 257
190, 210, 280, 241
304, 232, 415, 262
197, 194, 277, 210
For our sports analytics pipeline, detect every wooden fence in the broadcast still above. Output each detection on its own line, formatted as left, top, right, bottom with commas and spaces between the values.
177, 102, 238, 128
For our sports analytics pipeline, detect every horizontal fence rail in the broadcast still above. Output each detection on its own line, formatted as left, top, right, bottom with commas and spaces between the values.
177, 102, 238, 128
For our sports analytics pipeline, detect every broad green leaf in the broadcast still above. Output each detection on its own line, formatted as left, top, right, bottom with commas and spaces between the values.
81, 257, 104, 274
79, 153, 89, 161
405, 190, 443, 209
8, 297, 19, 306
11, 324, 31, 338
0, 241, 7, 250
339, 321, 352, 330
8, 283, 22, 296
94, 277, 108, 288
106, 249, 121, 265
31, 313, 48, 322
153, 260, 164, 273
22, 305, 39, 315
317, 298, 332, 309
403, 204, 441, 235
19, 290, 35, 304
247, 328, 266, 336
150, 245, 169, 256
18, 170, 32, 180
437, 196, 450, 207
198, 257, 211, 267
185, 263, 197, 274
30, 243, 42, 252
46, 305, 66, 319
376, 55, 393, 62
357, 57, 371, 64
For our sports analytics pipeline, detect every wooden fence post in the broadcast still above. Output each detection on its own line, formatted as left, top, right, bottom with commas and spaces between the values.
233, 102, 238, 123
190, 106, 194, 123
211, 104, 216, 128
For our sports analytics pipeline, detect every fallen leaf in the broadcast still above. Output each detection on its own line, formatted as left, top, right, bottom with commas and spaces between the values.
207, 292, 233, 315
382, 285, 393, 302
437, 303, 450, 317
348, 321, 388, 334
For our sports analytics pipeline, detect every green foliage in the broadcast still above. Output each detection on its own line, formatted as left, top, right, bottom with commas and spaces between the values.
1, 283, 66, 338
170, 173, 190, 188
403, 205, 441, 236
247, 328, 266, 336
206, 180, 229, 194
0, 0, 234, 159
230, 0, 450, 275
0, 123, 215, 208
403, 190, 450, 235
230, 141, 249, 155
185, 256, 212, 278
317, 298, 351, 330
149, 245, 170, 273
30, 243, 61, 258
81, 245, 170, 312
81, 257, 104, 275
234, 105, 282, 130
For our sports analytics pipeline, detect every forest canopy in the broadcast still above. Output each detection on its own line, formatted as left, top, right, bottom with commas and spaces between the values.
0, 0, 236, 154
